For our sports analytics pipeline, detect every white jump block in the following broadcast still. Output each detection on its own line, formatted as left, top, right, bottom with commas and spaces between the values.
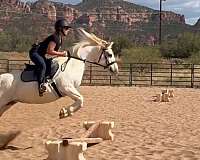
45, 140, 87, 160
161, 93, 169, 102
154, 93, 162, 102
154, 89, 174, 102
161, 89, 168, 94
45, 121, 114, 160
83, 121, 115, 141
168, 90, 174, 98
161, 89, 174, 98
154, 93, 169, 102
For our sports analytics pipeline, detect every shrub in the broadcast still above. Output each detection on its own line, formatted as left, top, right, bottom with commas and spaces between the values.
160, 32, 200, 59
0, 32, 12, 51
112, 36, 133, 56
121, 46, 161, 63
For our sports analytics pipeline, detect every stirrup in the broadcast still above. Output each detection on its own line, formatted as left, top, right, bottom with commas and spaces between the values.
39, 83, 47, 96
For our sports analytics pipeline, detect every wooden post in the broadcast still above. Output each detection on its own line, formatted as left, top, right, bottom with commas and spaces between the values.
170, 64, 173, 86
109, 75, 112, 85
150, 63, 153, 86
191, 64, 194, 88
89, 64, 92, 85
7, 59, 9, 73
129, 63, 132, 86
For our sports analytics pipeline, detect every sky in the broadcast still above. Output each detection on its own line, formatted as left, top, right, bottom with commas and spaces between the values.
26, 0, 200, 25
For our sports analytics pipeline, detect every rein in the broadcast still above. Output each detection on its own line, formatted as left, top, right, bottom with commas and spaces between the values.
61, 50, 117, 72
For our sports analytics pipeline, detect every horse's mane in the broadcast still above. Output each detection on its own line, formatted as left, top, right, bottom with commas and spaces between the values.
76, 28, 108, 47
70, 28, 108, 58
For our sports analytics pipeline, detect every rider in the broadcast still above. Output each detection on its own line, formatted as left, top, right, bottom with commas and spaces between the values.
29, 19, 72, 96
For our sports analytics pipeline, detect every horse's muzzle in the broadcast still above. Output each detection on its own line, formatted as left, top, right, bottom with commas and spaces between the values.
109, 65, 119, 75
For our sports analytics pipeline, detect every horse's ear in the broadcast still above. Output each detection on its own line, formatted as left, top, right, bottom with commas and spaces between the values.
110, 42, 114, 47
76, 28, 90, 41
107, 42, 114, 48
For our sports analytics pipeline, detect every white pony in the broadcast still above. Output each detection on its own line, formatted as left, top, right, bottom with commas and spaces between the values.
0, 28, 119, 119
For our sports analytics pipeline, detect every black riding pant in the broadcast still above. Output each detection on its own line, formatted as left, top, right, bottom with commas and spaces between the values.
29, 50, 46, 85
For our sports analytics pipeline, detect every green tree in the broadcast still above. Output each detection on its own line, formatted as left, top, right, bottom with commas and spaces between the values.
112, 36, 133, 56
0, 32, 12, 51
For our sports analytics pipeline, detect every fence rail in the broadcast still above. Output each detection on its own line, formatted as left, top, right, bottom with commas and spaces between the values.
1, 59, 200, 88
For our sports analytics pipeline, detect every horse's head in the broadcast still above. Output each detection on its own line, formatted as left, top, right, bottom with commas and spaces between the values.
96, 41, 119, 75
75, 28, 119, 75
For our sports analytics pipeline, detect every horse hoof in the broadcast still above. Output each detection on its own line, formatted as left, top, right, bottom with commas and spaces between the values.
59, 108, 73, 119
0, 130, 21, 150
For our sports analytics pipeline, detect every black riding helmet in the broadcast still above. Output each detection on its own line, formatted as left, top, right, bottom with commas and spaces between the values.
55, 19, 71, 36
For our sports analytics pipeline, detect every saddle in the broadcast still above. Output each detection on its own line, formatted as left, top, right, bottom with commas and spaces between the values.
21, 58, 59, 82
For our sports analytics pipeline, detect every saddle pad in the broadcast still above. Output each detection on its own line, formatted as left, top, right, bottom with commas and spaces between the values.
21, 62, 59, 82
21, 70, 38, 82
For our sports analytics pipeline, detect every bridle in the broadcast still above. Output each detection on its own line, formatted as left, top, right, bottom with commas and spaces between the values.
61, 48, 117, 72
97, 48, 117, 67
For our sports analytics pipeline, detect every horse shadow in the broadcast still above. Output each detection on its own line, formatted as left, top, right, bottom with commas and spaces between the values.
0, 130, 32, 151
0, 145, 32, 151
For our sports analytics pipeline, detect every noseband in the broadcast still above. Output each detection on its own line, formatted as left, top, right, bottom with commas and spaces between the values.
61, 49, 117, 72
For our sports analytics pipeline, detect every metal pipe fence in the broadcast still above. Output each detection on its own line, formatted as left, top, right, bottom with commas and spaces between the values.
1, 59, 200, 88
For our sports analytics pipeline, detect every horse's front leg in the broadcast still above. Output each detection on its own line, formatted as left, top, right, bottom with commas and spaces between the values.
59, 86, 83, 119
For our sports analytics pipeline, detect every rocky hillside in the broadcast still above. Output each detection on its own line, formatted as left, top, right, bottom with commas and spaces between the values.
0, 0, 199, 46
76, 0, 185, 25
0, 0, 188, 27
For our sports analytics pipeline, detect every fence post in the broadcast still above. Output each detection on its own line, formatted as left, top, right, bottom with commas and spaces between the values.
150, 63, 153, 86
129, 63, 132, 86
7, 59, 9, 72
170, 64, 173, 86
109, 75, 112, 85
89, 64, 92, 85
191, 64, 194, 88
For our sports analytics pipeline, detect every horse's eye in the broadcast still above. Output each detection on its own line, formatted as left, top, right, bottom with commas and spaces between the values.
107, 54, 112, 58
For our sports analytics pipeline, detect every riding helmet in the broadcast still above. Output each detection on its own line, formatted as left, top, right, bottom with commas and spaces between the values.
55, 19, 71, 32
